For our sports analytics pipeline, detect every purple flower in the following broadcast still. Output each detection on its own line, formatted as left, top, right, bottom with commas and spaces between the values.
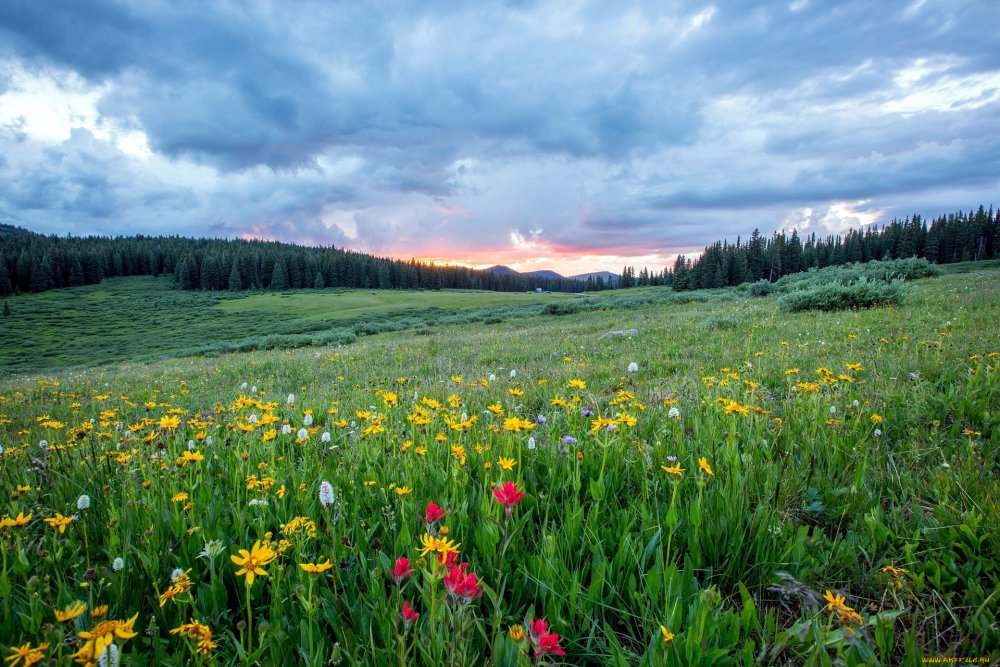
561, 435, 577, 445
536, 414, 547, 424
582, 408, 594, 417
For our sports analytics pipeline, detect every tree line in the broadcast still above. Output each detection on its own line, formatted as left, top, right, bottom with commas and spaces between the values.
604, 204, 998, 291
0, 229, 586, 296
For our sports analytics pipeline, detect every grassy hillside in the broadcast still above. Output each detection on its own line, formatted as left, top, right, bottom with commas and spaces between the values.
0, 277, 580, 373
0, 266, 997, 664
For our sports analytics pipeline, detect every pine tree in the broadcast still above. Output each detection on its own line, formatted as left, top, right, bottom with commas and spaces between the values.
313, 272, 325, 289
2, 300, 10, 316
228, 260, 243, 292
270, 261, 287, 290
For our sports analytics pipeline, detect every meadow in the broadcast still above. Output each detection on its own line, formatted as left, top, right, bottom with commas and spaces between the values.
0, 265, 998, 665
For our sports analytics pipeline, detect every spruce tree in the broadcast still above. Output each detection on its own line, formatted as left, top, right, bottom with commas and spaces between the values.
228, 260, 243, 292
270, 261, 287, 290
313, 272, 325, 289
3, 300, 10, 316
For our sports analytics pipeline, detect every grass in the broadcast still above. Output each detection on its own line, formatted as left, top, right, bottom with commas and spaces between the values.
0, 268, 998, 665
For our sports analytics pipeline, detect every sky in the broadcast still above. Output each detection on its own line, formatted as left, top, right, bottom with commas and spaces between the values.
1, 1, 998, 276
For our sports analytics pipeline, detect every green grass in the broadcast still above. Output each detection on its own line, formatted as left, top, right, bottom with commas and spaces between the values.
0, 268, 998, 665
0, 278, 578, 373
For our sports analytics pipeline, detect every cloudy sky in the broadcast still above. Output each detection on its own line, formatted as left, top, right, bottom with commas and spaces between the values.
1, 1, 998, 275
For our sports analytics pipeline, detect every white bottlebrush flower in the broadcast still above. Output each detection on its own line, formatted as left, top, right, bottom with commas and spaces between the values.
413, 391, 419, 402
39, 440, 49, 449
874, 428, 882, 437
668, 407, 680, 418
461, 412, 468, 422
303, 414, 314, 426
281, 424, 292, 435
251, 385, 258, 394
98, 643, 120, 667
248, 498, 269, 508
241, 382, 248, 390
510, 369, 517, 379
488, 374, 496, 383
171, 568, 186, 582
297, 428, 308, 440
829, 405, 837, 414
248, 414, 258, 424
187, 440, 195, 450
527, 437, 536, 450
321, 431, 331, 443
0, 445, 4, 455
852, 399, 859, 407
627, 362, 639, 373
287, 394, 295, 405
77, 494, 91, 511
112, 557, 125, 572
205, 436, 214, 446
319, 480, 335, 507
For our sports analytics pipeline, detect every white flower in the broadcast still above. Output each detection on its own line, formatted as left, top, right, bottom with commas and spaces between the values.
77, 495, 90, 511
187, 440, 195, 450
287, 393, 295, 405
668, 407, 680, 418
627, 362, 639, 373
510, 369, 517, 379
0, 445, 4, 455
248, 498, 269, 508
39, 440, 48, 449
251, 385, 258, 394
170, 568, 186, 582
303, 414, 313, 426
319, 481, 335, 507
113, 557, 125, 572
874, 428, 882, 437
321, 431, 331, 443
527, 437, 536, 450
282, 424, 292, 435
413, 391, 419, 402
852, 400, 859, 407
297, 428, 308, 440
488, 374, 496, 383
941, 461, 950, 469
829, 406, 837, 414
97, 643, 120, 667
240, 382, 248, 390
205, 436, 214, 446
461, 412, 468, 422
248, 414, 258, 424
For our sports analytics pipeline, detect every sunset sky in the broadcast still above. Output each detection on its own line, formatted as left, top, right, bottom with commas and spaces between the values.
1, 1, 998, 275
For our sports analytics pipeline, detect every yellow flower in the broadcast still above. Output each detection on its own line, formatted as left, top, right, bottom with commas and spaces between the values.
396, 486, 412, 497
90, 605, 109, 619
5, 642, 48, 667
661, 464, 684, 478
509, 625, 524, 641
44, 513, 74, 534
845, 362, 862, 372
417, 533, 461, 559
567, 378, 587, 390
75, 613, 139, 663
870, 413, 882, 424
176, 450, 205, 466
170, 619, 217, 655
497, 457, 516, 471
823, 590, 847, 611
698, 457, 714, 476
171, 492, 189, 503
487, 403, 504, 417
660, 625, 674, 644
159, 415, 181, 430
299, 560, 334, 574
502, 417, 534, 432
54, 600, 87, 623
450, 375, 463, 384
230, 540, 277, 587
0, 512, 32, 528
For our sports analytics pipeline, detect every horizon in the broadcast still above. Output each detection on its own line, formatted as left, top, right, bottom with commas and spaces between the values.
1, 2, 998, 276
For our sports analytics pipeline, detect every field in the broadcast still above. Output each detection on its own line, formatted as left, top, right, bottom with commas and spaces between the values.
1, 267, 998, 665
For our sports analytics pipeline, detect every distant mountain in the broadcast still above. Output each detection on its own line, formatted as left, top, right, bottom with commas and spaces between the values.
522, 270, 564, 280
483, 265, 518, 275
569, 271, 620, 285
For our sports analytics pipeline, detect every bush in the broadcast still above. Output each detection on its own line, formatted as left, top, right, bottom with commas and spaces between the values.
542, 302, 582, 316
774, 258, 939, 294
700, 312, 746, 330
745, 279, 775, 297
778, 278, 905, 312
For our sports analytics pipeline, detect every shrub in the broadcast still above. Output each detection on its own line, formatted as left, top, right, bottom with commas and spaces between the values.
701, 312, 746, 330
542, 302, 582, 315
778, 278, 905, 312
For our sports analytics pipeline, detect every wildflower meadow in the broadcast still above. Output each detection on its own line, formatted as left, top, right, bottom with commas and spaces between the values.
1, 267, 998, 665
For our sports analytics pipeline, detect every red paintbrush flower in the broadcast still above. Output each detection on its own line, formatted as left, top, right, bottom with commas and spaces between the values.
392, 556, 413, 584
529, 617, 566, 657
492, 481, 525, 517
437, 550, 459, 569
423, 501, 447, 525
443, 563, 483, 603
401, 600, 420, 627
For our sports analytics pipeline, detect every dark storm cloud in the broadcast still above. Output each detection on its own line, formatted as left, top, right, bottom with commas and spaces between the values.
0, 0, 998, 270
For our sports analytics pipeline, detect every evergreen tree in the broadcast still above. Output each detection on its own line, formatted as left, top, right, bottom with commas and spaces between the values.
228, 260, 243, 292
270, 261, 288, 290
313, 272, 325, 289
3, 300, 10, 316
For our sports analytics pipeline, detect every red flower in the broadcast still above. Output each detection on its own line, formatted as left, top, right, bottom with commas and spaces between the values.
443, 563, 483, 602
529, 617, 566, 657
423, 501, 447, 525
392, 556, 413, 584
437, 550, 459, 569
401, 600, 420, 627
492, 481, 525, 516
